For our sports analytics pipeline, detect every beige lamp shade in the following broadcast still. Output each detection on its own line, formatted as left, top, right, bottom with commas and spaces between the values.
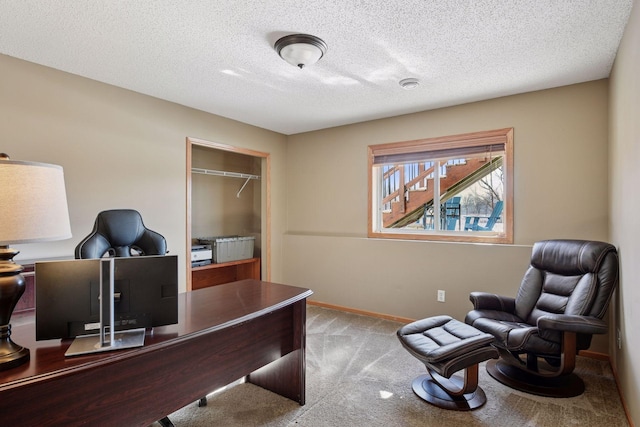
0, 159, 72, 245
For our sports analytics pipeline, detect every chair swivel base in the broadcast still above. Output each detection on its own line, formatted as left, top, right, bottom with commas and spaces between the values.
411, 373, 487, 411
486, 359, 584, 398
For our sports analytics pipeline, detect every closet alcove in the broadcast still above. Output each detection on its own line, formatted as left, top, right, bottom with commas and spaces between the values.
186, 137, 270, 290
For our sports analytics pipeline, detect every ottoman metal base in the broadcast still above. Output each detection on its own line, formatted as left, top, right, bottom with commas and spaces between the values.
412, 372, 488, 411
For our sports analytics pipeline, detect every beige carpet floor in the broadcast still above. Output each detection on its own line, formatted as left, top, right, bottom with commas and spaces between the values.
158, 305, 629, 427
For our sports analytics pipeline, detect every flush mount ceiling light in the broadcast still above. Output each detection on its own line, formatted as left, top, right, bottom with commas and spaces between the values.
399, 78, 420, 90
274, 34, 327, 69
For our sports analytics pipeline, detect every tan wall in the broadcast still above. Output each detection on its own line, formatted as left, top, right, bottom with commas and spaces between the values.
284, 80, 611, 352
610, 0, 640, 424
0, 54, 287, 292
191, 146, 261, 242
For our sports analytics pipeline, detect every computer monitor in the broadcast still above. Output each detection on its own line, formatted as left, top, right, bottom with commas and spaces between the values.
35, 255, 178, 342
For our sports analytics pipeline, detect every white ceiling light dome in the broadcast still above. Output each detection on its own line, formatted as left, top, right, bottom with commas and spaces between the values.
274, 34, 327, 69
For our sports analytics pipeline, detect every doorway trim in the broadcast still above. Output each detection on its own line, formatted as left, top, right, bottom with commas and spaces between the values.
186, 137, 271, 290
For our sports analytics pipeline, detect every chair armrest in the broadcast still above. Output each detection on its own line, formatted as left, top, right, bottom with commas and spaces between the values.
469, 292, 516, 313
537, 314, 608, 335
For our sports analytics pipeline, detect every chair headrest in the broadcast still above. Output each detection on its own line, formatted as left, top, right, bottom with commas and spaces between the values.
75, 209, 166, 258
95, 209, 147, 247
530, 239, 617, 276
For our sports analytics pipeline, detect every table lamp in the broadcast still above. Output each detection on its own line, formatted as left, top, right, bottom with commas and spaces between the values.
0, 153, 71, 371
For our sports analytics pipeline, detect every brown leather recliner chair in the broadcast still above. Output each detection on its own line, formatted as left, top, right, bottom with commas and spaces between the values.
465, 239, 619, 397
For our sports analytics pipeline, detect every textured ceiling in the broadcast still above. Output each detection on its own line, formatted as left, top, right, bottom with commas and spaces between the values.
0, 1, 633, 135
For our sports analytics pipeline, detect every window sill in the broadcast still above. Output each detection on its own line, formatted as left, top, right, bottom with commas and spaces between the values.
368, 230, 513, 244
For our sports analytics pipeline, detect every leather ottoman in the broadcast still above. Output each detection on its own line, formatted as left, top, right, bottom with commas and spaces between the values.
397, 315, 498, 410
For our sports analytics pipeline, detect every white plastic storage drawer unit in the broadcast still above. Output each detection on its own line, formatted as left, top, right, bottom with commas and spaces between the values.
197, 236, 255, 263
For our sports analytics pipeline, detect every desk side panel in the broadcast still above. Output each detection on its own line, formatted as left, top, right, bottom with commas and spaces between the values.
248, 298, 306, 404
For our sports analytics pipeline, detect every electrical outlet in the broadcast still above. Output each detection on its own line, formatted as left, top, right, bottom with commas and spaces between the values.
437, 290, 446, 302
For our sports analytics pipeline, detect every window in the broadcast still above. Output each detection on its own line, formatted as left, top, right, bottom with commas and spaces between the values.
368, 128, 513, 243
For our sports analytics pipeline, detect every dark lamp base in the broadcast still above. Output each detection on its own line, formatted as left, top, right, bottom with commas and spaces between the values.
0, 245, 30, 371
0, 326, 30, 371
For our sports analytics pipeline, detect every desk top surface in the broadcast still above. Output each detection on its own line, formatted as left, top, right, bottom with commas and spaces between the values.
1, 279, 312, 388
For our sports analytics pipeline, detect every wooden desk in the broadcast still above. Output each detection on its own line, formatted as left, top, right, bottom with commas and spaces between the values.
0, 280, 312, 426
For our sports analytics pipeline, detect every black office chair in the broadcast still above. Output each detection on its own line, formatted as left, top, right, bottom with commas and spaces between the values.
75, 209, 167, 258
75, 209, 176, 427
465, 239, 619, 397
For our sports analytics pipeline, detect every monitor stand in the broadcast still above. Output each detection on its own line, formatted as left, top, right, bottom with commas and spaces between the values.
65, 258, 145, 357
65, 328, 145, 356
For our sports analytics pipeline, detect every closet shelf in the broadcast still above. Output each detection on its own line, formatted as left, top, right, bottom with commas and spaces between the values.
191, 168, 259, 180
191, 168, 260, 197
